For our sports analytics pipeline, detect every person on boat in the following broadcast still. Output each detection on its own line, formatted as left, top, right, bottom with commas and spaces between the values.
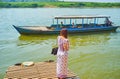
72, 22, 75, 28
56, 28, 69, 79
72, 22, 77, 28
105, 18, 112, 26
60, 21, 64, 28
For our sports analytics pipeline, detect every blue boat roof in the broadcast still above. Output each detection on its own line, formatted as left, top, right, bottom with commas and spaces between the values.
54, 15, 110, 19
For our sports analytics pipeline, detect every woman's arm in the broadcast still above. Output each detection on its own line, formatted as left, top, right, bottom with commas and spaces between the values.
63, 40, 69, 51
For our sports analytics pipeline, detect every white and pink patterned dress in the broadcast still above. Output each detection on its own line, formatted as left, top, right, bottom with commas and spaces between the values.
56, 36, 69, 78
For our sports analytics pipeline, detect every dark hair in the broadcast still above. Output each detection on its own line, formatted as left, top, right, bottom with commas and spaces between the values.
60, 28, 68, 38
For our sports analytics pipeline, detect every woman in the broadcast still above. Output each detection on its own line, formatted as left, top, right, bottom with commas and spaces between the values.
57, 28, 69, 79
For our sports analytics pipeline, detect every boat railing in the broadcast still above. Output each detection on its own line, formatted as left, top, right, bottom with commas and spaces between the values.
51, 23, 113, 29
51, 24, 72, 28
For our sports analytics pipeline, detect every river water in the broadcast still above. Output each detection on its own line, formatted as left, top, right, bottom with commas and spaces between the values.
0, 8, 120, 79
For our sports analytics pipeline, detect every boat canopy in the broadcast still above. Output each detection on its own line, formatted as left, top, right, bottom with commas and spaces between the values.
51, 15, 112, 28
54, 15, 110, 19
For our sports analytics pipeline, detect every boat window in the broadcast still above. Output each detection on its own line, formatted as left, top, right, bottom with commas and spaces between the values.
88, 18, 94, 24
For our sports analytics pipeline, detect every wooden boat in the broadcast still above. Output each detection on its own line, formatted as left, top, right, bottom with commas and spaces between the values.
13, 15, 119, 35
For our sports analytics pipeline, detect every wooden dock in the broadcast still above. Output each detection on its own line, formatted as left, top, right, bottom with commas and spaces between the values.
4, 61, 79, 79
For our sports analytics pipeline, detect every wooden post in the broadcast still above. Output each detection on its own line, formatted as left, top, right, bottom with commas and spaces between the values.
94, 18, 96, 27
57, 19, 58, 28
82, 18, 84, 28
70, 19, 72, 24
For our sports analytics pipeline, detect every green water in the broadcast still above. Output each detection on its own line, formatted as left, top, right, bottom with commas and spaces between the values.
68, 33, 120, 79
0, 8, 120, 79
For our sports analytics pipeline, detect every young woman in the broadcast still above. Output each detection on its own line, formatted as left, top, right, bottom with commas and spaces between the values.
56, 28, 69, 79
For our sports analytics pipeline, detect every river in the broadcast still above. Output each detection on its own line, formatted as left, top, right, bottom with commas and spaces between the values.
0, 8, 120, 79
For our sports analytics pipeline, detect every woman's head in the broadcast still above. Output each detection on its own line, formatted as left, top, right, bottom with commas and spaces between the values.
60, 28, 68, 38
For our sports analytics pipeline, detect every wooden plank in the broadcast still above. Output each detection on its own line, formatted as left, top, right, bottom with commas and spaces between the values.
4, 61, 79, 79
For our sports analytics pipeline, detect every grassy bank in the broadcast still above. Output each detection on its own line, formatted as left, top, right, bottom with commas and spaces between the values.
0, 2, 120, 8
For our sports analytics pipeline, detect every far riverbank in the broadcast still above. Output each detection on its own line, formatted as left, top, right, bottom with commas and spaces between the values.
0, 2, 120, 8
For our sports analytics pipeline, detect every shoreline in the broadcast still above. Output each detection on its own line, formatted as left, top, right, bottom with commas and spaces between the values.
0, 2, 120, 8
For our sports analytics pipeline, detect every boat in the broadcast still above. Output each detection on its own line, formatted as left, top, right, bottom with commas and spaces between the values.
13, 15, 119, 35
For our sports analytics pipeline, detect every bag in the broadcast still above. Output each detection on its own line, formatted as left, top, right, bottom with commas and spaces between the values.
51, 47, 58, 55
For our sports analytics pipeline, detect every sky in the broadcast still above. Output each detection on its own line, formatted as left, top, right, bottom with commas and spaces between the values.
60, 0, 120, 2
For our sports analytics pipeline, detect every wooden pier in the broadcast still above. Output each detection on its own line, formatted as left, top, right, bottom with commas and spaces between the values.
4, 61, 79, 79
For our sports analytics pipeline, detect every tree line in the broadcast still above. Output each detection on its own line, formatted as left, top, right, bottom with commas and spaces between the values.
0, 2, 120, 8
0, 0, 59, 2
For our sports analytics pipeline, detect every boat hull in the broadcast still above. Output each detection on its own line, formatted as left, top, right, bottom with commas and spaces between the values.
13, 25, 118, 35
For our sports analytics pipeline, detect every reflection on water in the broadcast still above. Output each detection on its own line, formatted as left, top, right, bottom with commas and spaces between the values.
69, 33, 110, 47
18, 35, 57, 46
18, 32, 111, 47
19, 35, 58, 41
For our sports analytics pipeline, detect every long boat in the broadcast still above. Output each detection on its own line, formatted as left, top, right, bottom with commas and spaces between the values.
13, 15, 119, 35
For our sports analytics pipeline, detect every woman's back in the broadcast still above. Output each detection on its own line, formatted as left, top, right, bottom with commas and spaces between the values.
57, 36, 69, 55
